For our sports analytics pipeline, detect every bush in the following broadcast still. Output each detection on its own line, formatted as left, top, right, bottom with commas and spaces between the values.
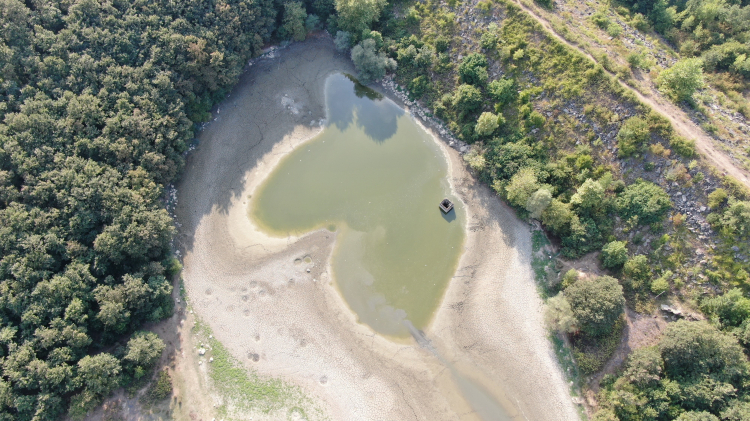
142, 370, 172, 405
505, 167, 540, 208
351, 39, 396, 83
601, 241, 628, 269
616, 180, 672, 225
526, 188, 553, 219
708, 188, 728, 209
617, 116, 651, 157
487, 78, 516, 105
475, 112, 500, 136
451, 84, 483, 116
669, 135, 696, 157
334, 31, 352, 51
545, 293, 577, 333
622, 254, 652, 291
565, 275, 625, 337
408, 75, 429, 98
657, 58, 705, 102
458, 53, 489, 86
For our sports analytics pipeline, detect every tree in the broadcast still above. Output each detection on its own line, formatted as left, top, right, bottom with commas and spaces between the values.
659, 320, 749, 382
76, 354, 121, 397
616, 180, 672, 225
488, 78, 516, 105
526, 188, 552, 219
451, 84, 483, 116
545, 293, 577, 333
334, 31, 352, 51
505, 167, 540, 209
601, 241, 628, 269
542, 199, 574, 234
458, 53, 489, 85
123, 332, 166, 376
675, 412, 720, 421
279, 2, 308, 42
622, 346, 663, 387
475, 112, 500, 136
351, 39, 396, 83
564, 276, 625, 336
335, 0, 386, 35
657, 58, 705, 102
617, 116, 651, 157
570, 178, 605, 214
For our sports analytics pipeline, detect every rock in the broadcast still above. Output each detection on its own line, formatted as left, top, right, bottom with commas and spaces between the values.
209, 357, 214, 363
198, 348, 206, 355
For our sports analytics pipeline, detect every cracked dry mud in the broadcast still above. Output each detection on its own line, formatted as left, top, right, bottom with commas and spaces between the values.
175, 35, 578, 420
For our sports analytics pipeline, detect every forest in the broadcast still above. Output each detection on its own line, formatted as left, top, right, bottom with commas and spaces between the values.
0, 0, 336, 418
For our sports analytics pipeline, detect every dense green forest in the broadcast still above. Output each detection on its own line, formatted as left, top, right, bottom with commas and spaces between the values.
0, 0, 337, 418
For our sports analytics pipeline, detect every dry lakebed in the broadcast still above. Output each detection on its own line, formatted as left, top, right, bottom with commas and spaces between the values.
175, 36, 578, 421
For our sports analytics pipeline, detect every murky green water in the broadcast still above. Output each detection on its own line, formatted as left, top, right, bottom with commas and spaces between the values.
250, 74, 464, 336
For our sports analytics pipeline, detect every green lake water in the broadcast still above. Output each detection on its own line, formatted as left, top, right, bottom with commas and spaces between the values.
250, 74, 465, 336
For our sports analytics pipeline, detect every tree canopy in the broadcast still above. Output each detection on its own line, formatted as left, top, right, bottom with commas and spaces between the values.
0, 0, 283, 418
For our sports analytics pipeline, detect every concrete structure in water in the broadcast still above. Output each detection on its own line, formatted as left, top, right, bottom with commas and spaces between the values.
439, 199, 454, 213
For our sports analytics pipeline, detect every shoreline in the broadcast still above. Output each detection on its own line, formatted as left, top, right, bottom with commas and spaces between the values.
175, 35, 578, 420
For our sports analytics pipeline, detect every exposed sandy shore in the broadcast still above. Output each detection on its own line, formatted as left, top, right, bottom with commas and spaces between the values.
175, 35, 579, 420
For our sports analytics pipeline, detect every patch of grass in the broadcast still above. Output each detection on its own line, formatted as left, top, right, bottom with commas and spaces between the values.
571, 317, 625, 374
531, 229, 556, 298
190, 318, 325, 419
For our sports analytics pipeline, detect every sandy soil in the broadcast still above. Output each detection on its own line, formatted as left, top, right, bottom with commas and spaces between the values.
174, 35, 578, 421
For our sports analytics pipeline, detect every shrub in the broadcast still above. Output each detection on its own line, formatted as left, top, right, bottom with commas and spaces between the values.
601, 241, 628, 269
487, 78, 516, 105
526, 188, 553, 219
622, 254, 652, 291
651, 270, 671, 294
505, 167, 540, 208
458, 53, 489, 85
669, 135, 696, 157
565, 275, 625, 337
617, 180, 672, 225
142, 370, 172, 405
434, 36, 450, 53
657, 58, 705, 102
561, 268, 578, 289
451, 84, 483, 116
527, 110, 545, 128
475, 112, 500, 136
408, 75, 429, 98
708, 188, 728, 209
351, 39, 396, 83
334, 31, 352, 51
545, 293, 577, 333
617, 116, 651, 157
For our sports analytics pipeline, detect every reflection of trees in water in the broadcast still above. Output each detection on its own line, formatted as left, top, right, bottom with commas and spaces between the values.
327, 74, 403, 143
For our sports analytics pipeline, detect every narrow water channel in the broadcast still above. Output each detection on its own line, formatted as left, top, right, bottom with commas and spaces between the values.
251, 74, 465, 337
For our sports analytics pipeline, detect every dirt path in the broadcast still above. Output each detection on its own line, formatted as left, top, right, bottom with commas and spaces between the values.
512, 0, 750, 189
174, 35, 579, 421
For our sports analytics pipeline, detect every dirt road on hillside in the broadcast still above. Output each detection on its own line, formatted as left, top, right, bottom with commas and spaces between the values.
513, 0, 750, 189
